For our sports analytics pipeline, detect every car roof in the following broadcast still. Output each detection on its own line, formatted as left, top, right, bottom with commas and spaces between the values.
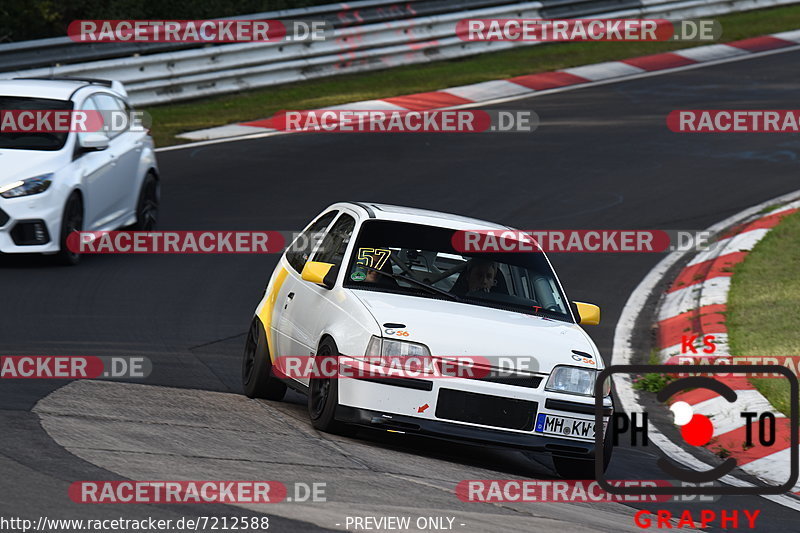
0, 79, 124, 101
337, 202, 510, 231
0, 79, 89, 100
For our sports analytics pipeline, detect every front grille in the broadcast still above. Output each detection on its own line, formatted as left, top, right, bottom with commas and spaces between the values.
546, 398, 612, 416
435, 389, 537, 431
477, 374, 543, 389
0, 207, 8, 227
10, 220, 50, 245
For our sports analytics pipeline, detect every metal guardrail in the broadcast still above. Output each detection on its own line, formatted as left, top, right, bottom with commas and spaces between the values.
0, 0, 508, 71
1, 0, 797, 106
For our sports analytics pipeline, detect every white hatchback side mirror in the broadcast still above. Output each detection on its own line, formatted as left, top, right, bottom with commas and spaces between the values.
79, 133, 109, 151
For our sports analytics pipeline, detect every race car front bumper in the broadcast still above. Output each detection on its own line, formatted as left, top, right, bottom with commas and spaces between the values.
334, 363, 613, 458
0, 192, 63, 254
336, 405, 597, 459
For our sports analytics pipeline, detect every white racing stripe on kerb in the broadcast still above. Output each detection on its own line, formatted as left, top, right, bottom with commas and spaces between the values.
444, 80, 533, 101
657, 277, 731, 321
660, 333, 730, 361
745, 449, 800, 490
322, 99, 409, 111
770, 198, 800, 215
688, 229, 769, 266
176, 124, 271, 141
561, 61, 644, 81
672, 44, 748, 62
772, 30, 800, 43
691, 391, 785, 437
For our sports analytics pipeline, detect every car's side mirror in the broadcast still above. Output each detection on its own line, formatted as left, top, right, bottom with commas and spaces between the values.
301, 261, 336, 289
573, 302, 600, 325
78, 133, 109, 152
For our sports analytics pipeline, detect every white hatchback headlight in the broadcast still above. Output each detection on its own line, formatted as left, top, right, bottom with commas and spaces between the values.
365, 336, 433, 371
382, 338, 430, 358
0, 174, 53, 198
546, 365, 607, 396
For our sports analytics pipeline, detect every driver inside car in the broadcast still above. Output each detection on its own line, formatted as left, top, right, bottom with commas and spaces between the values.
451, 257, 498, 295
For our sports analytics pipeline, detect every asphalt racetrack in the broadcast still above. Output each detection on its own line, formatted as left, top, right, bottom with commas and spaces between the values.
2, 47, 800, 532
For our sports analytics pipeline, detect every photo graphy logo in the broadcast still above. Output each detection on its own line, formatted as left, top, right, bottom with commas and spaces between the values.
594, 365, 798, 495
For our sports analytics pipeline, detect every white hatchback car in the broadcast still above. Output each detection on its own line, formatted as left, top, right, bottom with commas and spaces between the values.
243, 202, 614, 478
0, 78, 159, 264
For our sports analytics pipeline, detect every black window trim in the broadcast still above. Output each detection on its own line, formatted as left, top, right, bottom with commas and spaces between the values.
90, 92, 127, 140
310, 212, 357, 279
284, 210, 338, 274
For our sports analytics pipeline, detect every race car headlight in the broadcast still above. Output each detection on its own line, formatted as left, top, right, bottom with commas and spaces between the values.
0, 174, 53, 198
365, 335, 383, 365
365, 336, 434, 371
546, 365, 600, 396
381, 338, 430, 358
601, 374, 611, 397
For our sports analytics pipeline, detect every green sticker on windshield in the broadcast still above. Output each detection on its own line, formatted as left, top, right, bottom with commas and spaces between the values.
351, 271, 366, 282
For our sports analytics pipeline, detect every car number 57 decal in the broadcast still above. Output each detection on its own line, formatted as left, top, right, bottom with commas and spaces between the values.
357, 248, 391, 269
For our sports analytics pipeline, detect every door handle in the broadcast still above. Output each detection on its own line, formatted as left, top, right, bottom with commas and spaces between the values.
284, 292, 295, 309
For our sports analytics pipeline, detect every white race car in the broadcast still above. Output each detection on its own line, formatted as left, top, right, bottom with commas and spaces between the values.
0, 78, 159, 264
243, 202, 613, 478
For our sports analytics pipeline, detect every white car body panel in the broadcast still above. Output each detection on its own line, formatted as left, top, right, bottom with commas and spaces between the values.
0, 79, 158, 254
350, 289, 598, 373
254, 202, 612, 450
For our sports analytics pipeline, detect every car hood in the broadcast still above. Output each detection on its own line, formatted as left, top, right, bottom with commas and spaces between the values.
0, 149, 67, 183
351, 289, 600, 374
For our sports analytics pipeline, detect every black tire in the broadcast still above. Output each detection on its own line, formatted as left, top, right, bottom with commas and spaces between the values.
308, 338, 350, 435
132, 172, 159, 231
552, 423, 614, 479
54, 192, 83, 266
241, 319, 287, 400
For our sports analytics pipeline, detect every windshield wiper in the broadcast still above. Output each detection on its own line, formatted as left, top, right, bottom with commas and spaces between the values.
365, 266, 460, 301
529, 305, 571, 322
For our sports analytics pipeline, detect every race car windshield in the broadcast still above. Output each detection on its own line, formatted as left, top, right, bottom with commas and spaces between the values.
0, 96, 73, 151
344, 220, 573, 322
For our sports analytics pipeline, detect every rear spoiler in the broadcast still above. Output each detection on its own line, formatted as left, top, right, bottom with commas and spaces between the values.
13, 76, 128, 98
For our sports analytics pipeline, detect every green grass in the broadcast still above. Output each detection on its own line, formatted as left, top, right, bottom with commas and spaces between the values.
633, 349, 676, 392
759, 203, 785, 214
728, 209, 800, 417
144, 4, 800, 146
